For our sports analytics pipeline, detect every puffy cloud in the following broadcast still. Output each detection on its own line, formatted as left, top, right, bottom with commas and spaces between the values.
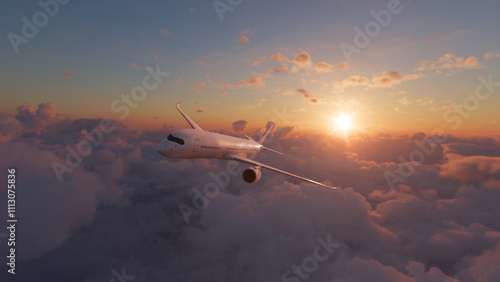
458, 242, 500, 282
0, 115, 22, 142
235, 73, 270, 88
315, 61, 333, 73
271, 53, 289, 63
417, 53, 482, 72
369, 71, 422, 88
337, 61, 349, 70
335, 71, 423, 89
61, 71, 71, 77
0, 142, 123, 261
293, 51, 311, 66
232, 120, 248, 132
14, 102, 57, 135
273, 63, 288, 73
440, 154, 500, 184
484, 51, 500, 60
2, 103, 499, 281
296, 89, 318, 104
253, 56, 265, 66
235, 29, 255, 44
334, 75, 369, 88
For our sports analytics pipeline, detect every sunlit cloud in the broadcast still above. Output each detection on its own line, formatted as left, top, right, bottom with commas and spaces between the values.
235, 29, 255, 44
315, 61, 334, 73
416, 53, 482, 73
484, 51, 500, 60
271, 52, 290, 63
253, 56, 265, 66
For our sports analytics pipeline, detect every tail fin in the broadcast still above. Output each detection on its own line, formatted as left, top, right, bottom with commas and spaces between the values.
258, 124, 274, 144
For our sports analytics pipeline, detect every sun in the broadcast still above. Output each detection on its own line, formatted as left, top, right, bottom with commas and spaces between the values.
335, 114, 353, 132
330, 111, 357, 141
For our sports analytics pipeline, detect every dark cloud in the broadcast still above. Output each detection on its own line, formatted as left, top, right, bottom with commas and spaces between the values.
232, 120, 248, 132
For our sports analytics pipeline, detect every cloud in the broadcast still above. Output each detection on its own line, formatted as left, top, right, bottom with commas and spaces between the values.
370, 71, 407, 88
14, 102, 57, 135
484, 51, 500, 60
129, 62, 140, 69
235, 73, 270, 88
440, 154, 500, 184
232, 120, 248, 132
159, 29, 170, 36
315, 61, 334, 73
2, 102, 500, 281
293, 51, 311, 66
273, 63, 288, 73
196, 110, 204, 113
337, 61, 349, 70
0, 115, 22, 142
296, 89, 318, 104
334, 75, 369, 88
188, 81, 207, 90
426, 35, 434, 42
236, 30, 255, 44
271, 53, 290, 63
61, 71, 70, 77
0, 142, 123, 261
253, 56, 265, 66
417, 53, 482, 72
335, 71, 423, 89
219, 90, 227, 95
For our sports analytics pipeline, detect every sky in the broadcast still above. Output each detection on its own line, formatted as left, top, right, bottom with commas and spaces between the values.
1, 0, 499, 136
0, 0, 500, 282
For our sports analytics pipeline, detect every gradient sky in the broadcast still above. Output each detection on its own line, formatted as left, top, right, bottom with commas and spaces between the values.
1, 0, 499, 136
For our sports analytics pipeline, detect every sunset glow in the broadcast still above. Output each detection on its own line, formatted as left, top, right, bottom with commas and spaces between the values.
1, 0, 499, 281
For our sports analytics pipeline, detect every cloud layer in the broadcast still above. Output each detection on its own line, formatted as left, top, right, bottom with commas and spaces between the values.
0, 103, 499, 282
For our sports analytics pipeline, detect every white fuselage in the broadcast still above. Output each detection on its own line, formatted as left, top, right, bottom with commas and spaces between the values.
156, 129, 262, 159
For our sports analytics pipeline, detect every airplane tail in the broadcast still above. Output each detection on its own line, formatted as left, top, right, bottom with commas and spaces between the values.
258, 124, 274, 144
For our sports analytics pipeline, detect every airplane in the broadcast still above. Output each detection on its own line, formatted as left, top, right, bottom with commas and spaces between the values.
156, 102, 338, 189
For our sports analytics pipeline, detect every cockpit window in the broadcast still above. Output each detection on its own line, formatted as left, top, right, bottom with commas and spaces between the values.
167, 134, 185, 145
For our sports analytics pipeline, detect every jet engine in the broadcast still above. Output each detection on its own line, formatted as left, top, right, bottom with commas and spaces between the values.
242, 166, 261, 184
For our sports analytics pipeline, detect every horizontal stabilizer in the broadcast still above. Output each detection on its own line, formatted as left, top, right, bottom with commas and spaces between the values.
262, 146, 283, 155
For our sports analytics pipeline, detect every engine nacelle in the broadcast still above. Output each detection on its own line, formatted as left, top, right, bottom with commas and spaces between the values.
242, 167, 262, 184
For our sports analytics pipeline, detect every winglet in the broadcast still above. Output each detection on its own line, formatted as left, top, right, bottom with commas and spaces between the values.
176, 101, 203, 130
258, 124, 274, 144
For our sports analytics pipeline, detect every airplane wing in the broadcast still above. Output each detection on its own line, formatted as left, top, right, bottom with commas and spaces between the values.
176, 101, 203, 130
223, 154, 338, 189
